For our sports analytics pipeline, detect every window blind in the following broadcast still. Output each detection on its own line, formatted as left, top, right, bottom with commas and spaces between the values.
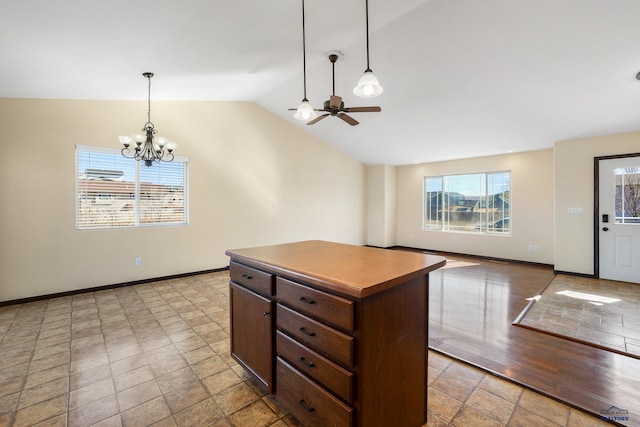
76, 146, 188, 229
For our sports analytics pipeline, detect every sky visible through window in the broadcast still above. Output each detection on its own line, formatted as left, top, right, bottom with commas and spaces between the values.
426, 172, 510, 196
78, 150, 185, 186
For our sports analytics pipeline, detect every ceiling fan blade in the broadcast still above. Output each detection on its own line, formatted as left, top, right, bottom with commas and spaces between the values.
307, 114, 329, 125
343, 106, 381, 113
330, 95, 342, 109
338, 113, 359, 126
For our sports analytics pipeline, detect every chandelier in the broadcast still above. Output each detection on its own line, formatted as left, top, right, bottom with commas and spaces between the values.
119, 72, 177, 167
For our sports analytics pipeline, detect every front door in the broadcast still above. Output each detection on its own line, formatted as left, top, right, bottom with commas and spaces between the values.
598, 155, 640, 283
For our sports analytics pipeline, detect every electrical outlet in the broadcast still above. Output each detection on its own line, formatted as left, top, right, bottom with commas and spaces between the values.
528, 244, 534, 251
135, 257, 142, 266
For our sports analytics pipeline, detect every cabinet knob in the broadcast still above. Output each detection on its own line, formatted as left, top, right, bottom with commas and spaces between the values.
242, 274, 253, 280
263, 312, 270, 318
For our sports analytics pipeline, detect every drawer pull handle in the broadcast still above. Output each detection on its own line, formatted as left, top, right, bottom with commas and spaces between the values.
299, 357, 315, 368
299, 327, 316, 337
241, 274, 253, 280
263, 312, 270, 318
300, 400, 315, 413
299, 297, 316, 305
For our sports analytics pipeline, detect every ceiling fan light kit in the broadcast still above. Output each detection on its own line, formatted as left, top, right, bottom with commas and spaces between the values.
305, 54, 381, 126
353, 0, 383, 98
289, 0, 383, 125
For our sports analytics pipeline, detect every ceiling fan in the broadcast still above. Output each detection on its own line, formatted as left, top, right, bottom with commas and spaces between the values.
292, 54, 382, 126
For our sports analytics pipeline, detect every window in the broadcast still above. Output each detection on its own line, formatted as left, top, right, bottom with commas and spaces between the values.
76, 145, 188, 229
615, 166, 640, 224
424, 171, 510, 234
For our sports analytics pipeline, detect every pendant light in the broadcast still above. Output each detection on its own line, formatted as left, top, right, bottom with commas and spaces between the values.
353, 0, 384, 98
294, 0, 317, 121
119, 72, 177, 167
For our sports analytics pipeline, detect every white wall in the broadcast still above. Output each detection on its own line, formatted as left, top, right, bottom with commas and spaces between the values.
396, 150, 554, 264
554, 131, 640, 274
0, 99, 366, 302
366, 165, 397, 248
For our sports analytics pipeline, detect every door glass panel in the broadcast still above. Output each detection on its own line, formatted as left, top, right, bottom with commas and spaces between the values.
614, 166, 640, 224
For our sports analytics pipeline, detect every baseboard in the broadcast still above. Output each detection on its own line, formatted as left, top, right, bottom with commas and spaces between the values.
390, 245, 554, 269
552, 270, 596, 278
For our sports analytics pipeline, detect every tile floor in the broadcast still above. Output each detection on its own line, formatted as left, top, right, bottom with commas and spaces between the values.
0, 271, 611, 427
517, 274, 640, 357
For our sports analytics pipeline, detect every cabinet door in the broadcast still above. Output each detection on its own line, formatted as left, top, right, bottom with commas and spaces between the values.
230, 282, 273, 392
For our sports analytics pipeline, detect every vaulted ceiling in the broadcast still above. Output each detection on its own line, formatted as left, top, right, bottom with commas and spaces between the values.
2, 0, 640, 165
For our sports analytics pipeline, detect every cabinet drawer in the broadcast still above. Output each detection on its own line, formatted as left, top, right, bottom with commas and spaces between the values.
276, 277, 354, 332
276, 357, 352, 427
230, 261, 273, 297
277, 304, 354, 368
277, 331, 353, 403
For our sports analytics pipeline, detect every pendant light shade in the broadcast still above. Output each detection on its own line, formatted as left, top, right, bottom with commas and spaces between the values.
294, 99, 316, 120
354, 69, 383, 98
294, 0, 317, 121
354, 0, 383, 98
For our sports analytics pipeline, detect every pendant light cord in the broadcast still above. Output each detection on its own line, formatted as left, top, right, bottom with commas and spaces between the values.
365, 0, 371, 71
302, 0, 308, 101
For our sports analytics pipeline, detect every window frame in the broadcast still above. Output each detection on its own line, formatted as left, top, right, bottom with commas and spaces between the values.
75, 145, 189, 230
423, 171, 511, 235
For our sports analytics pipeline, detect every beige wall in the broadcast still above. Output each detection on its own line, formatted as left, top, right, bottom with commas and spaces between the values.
366, 165, 397, 248
0, 98, 365, 302
396, 150, 555, 264
554, 131, 640, 275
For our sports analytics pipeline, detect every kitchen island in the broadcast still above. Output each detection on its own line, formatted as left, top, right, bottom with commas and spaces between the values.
226, 240, 446, 427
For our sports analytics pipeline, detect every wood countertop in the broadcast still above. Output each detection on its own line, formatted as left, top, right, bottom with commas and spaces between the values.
225, 240, 446, 299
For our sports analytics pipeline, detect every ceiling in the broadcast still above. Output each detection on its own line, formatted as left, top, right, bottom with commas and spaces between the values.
2, 0, 640, 165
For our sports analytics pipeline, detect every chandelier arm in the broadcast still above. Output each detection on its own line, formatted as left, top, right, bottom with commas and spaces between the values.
121, 147, 135, 159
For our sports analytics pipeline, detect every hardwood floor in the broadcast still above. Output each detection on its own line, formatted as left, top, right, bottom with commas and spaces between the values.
425, 252, 640, 427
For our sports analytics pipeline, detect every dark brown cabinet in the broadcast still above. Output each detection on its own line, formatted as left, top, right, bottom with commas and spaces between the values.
227, 241, 446, 427
229, 270, 274, 393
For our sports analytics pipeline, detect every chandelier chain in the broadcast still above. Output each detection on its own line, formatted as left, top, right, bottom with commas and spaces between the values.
147, 74, 152, 125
